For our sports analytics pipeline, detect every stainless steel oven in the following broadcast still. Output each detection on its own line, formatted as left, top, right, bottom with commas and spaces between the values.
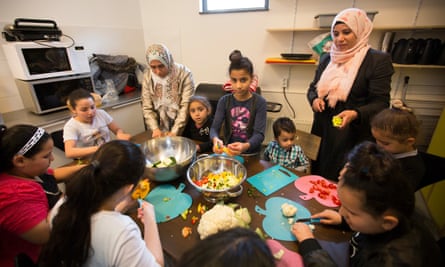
15, 73, 94, 114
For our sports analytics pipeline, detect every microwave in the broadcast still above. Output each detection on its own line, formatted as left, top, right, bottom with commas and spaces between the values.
2, 41, 90, 80
16, 73, 94, 114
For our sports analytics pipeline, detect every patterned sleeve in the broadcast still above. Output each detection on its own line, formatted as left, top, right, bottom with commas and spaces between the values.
141, 70, 159, 131
171, 64, 195, 135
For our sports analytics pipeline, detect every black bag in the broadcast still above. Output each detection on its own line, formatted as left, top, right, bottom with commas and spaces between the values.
2, 18, 62, 41
90, 54, 144, 95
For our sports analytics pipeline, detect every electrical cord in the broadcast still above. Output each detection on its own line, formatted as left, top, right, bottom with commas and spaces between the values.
33, 34, 75, 48
283, 68, 296, 119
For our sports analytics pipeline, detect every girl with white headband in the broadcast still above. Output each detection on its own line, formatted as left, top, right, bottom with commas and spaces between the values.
0, 124, 84, 267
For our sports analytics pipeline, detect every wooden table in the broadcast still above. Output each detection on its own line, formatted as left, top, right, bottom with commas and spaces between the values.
129, 131, 351, 262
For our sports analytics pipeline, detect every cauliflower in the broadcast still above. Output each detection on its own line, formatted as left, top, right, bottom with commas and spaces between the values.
197, 203, 251, 239
281, 203, 297, 217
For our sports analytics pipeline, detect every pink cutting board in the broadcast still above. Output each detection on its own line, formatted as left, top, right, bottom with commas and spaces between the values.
294, 175, 340, 208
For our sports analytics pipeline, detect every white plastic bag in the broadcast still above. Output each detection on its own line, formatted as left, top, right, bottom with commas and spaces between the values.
101, 79, 119, 104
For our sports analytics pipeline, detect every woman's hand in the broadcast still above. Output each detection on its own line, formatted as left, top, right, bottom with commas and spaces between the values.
312, 98, 325, 112
116, 131, 131, 141
152, 128, 162, 138
291, 222, 314, 242
311, 209, 342, 225
336, 110, 358, 128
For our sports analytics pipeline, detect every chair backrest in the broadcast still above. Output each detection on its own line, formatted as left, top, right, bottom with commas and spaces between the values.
194, 83, 226, 116
294, 129, 321, 162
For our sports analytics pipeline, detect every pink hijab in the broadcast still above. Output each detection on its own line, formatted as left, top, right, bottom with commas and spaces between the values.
316, 8, 373, 108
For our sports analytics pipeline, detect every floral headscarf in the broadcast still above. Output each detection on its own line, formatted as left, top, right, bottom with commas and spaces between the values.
146, 43, 174, 72
316, 8, 373, 108
145, 44, 181, 131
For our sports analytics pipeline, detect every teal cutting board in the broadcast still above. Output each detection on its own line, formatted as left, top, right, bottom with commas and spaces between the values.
255, 197, 311, 241
247, 165, 299, 196
145, 183, 192, 223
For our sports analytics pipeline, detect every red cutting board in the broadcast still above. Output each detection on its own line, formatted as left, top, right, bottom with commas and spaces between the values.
294, 175, 340, 207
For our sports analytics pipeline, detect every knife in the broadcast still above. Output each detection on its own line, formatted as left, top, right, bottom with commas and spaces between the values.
278, 168, 292, 177
295, 217, 321, 223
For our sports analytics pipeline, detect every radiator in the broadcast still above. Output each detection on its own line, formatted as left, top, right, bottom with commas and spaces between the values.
263, 117, 312, 145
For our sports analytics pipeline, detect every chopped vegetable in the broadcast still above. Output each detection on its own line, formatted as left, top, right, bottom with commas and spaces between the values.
197, 203, 207, 214
332, 116, 343, 127
254, 227, 266, 239
192, 171, 242, 191
191, 216, 199, 225
273, 249, 285, 260
131, 179, 151, 200
151, 156, 177, 168
181, 209, 191, 220
163, 197, 171, 202
281, 203, 298, 217
308, 179, 340, 205
181, 227, 192, 238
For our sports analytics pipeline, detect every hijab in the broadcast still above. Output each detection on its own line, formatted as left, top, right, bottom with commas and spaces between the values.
145, 44, 180, 131
316, 8, 373, 108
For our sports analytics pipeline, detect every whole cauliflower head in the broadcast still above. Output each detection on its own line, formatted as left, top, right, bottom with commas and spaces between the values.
197, 204, 251, 239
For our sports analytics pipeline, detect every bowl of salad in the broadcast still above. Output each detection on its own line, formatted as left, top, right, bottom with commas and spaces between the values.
186, 155, 247, 202
141, 136, 197, 182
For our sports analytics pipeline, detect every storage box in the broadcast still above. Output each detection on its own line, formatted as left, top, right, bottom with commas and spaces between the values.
314, 11, 378, 28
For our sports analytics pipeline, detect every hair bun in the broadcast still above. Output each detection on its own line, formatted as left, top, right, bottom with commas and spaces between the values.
391, 99, 413, 112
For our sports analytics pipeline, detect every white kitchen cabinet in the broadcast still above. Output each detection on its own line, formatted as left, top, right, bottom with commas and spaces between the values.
106, 99, 145, 137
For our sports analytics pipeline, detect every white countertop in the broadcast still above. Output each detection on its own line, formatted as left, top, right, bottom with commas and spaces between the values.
2, 90, 141, 128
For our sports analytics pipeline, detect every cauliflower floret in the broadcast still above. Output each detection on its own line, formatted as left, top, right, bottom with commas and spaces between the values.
197, 204, 250, 239
281, 203, 297, 217
234, 207, 251, 227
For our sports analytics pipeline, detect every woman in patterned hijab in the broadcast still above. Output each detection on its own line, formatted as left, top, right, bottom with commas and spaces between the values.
306, 8, 394, 181
142, 44, 195, 138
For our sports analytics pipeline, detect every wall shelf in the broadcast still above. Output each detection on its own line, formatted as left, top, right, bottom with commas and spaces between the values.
267, 26, 445, 32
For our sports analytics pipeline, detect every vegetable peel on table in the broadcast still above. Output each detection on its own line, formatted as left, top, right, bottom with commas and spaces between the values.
181, 227, 192, 238
197, 203, 207, 214
181, 209, 191, 220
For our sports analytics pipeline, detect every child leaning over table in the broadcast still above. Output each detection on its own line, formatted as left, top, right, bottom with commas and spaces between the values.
291, 141, 443, 267
263, 117, 309, 173
63, 88, 131, 160
370, 99, 424, 191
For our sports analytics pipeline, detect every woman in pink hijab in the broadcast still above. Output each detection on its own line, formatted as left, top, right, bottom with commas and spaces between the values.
307, 8, 394, 181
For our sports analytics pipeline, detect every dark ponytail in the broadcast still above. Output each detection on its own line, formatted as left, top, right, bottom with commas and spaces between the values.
39, 140, 145, 267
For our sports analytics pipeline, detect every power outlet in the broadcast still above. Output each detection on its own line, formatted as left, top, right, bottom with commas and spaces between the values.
282, 78, 288, 88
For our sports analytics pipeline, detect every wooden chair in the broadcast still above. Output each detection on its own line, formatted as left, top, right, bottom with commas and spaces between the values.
294, 129, 321, 173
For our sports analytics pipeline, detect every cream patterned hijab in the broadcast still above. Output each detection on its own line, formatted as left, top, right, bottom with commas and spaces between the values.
146, 44, 180, 131
316, 8, 373, 108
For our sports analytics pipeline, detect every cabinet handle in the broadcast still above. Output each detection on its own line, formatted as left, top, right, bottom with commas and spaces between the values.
111, 100, 141, 110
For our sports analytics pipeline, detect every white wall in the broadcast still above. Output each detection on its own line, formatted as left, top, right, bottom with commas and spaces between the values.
138, 0, 445, 128
1, 0, 445, 130
0, 0, 145, 112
